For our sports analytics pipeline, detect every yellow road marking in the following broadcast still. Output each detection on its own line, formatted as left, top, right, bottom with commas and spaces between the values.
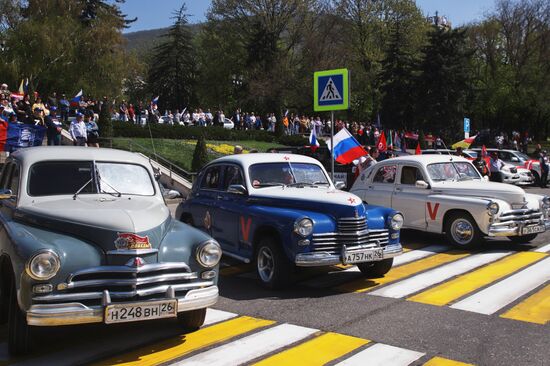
336, 251, 470, 293
252, 332, 369, 366
93, 316, 274, 366
409, 252, 547, 306
500, 283, 550, 324
423, 356, 474, 366
402, 242, 430, 252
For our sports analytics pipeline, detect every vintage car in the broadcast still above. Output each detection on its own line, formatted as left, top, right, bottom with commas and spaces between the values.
0, 147, 221, 355
350, 155, 550, 248
176, 153, 403, 289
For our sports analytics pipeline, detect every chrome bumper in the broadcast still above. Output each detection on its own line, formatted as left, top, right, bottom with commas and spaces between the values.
488, 221, 550, 237
27, 286, 218, 326
294, 243, 402, 267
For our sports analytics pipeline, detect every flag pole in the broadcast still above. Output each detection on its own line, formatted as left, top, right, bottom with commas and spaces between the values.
331, 110, 334, 182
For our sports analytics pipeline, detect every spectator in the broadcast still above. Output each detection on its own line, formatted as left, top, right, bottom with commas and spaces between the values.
85, 112, 99, 148
0, 84, 10, 99
47, 92, 58, 110
45, 107, 62, 146
70, 113, 87, 146
16, 94, 32, 123
539, 150, 548, 188
234, 145, 243, 154
59, 94, 70, 122
489, 151, 504, 182
128, 103, 135, 123
31, 107, 45, 126
472, 155, 490, 177
32, 97, 48, 116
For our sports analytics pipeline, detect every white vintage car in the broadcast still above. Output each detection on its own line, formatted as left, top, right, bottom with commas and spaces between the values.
350, 155, 550, 248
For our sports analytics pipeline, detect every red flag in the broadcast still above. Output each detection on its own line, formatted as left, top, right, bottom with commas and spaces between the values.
415, 142, 421, 155
377, 130, 387, 152
481, 145, 487, 158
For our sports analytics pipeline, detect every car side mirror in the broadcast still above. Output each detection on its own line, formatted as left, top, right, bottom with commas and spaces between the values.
163, 189, 181, 200
0, 189, 13, 199
227, 184, 247, 195
511, 157, 519, 162
334, 181, 346, 190
483, 175, 489, 181
415, 180, 430, 189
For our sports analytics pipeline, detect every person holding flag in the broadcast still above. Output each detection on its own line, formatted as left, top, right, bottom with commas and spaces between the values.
309, 125, 320, 152
377, 130, 387, 152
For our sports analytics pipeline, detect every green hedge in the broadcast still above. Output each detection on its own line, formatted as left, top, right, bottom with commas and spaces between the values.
113, 123, 275, 142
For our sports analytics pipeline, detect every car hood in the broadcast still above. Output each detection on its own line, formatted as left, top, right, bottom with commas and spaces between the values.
431, 180, 526, 204
14, 196, 171, 253
250, 187, 364, 217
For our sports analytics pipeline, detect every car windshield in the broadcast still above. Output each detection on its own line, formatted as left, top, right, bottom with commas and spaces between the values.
248, 162, 329, 188
28, 161, 155, 197
515, 152, 530, 161
427, 162, 481, 182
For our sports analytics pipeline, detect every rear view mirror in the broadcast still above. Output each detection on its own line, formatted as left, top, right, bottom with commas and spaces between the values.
334, 181, 346, 190
415, 180, 430, 189
228, 184, 247, 195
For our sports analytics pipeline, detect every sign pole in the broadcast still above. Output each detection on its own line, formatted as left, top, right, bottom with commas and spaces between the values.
331, 111, 334, 181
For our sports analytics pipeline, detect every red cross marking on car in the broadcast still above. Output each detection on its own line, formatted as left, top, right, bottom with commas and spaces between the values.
348, 197, 356, 204
283, 156, 290, 161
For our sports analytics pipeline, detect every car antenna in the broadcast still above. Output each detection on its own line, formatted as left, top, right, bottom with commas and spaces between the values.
439, 139, 454, 162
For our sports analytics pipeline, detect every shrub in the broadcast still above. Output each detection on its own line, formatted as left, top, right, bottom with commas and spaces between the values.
191, 135, 209, 172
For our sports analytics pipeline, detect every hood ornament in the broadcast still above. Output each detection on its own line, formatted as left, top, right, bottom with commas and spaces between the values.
126, 257, 146, 267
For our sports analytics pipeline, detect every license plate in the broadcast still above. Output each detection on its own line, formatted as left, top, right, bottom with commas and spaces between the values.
522, 225, 545, 235
105, 299, 177, 324
344, 248, 384, 264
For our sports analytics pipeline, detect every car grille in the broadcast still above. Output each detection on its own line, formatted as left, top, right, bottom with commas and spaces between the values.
311, 217, 389, 255
33, 263, 213, 305
494, 208, 543, 226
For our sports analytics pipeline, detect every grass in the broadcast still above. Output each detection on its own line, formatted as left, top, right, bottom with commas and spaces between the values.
111, 138, 285, 171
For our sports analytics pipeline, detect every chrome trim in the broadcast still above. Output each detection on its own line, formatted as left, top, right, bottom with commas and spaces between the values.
295, 243, 402, 267
25, 249, 61, 281
66, 262, 191, 282
27, 286, 219, 326
61, 272, 199, 290
34, 280, 215, 302
106, 248, 159, 256
222, 251, 251, 264
488, 208, 547, 237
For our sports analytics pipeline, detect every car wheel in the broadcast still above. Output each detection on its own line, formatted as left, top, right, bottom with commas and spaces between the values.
507, 234, 538, 244
0, 270, 9, 325
256, 237, 293, 289
8, 278, 31, 355
445, 213, 481, 248
177, 308, 207, 330
357, 258, 394, 278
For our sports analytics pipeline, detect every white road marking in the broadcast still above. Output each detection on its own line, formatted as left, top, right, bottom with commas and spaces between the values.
171, 323, 318, 366
451, 256, 550, 315
534, 243, 550, 253
203, 308, 238, 326
370, 251, 512, 299
335, 343, 425, 366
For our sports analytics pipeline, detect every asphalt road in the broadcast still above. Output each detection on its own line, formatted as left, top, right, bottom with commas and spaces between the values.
1, 186, 549, 366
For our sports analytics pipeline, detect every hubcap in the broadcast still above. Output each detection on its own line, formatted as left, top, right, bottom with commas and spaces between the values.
451, 218, 474, 245
257, 247, 275, 283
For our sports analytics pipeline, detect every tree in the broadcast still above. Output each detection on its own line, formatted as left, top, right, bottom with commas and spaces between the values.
147, 3, 197, 112
97, 98, 113, 140
191, 135, 208, 172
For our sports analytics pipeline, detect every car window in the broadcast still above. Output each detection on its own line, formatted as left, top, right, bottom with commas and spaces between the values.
223, 165, 244, 189
401, 166, 424, 185
200, 166, 221, 190
373, 165, 397, 184
29, 161, 95, 196
248, 162, 328, 188
96, 162, 154, 196
427, 162, 481, 181
9, 164, 19, 197
498, 152, 511, 161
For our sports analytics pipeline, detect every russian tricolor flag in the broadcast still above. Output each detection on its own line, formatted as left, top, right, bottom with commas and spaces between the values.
326, 128, 368, 165
72, 89, 83, 102
309, 127, 319, 152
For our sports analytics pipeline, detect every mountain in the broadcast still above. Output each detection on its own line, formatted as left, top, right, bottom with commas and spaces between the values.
124, 24, 203, 53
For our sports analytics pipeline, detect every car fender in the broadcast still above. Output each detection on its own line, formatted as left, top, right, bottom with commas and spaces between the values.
424, 194, 502, 235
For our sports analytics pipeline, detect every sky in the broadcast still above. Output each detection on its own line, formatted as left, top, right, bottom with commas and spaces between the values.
120, 0, 496, 33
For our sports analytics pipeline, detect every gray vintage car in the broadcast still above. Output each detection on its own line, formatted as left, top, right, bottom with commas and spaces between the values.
0, 146, 221, 355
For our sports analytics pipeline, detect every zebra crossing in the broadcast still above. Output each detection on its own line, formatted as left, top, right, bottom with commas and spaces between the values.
221, 242, 550, 326
91, 309, 471, 366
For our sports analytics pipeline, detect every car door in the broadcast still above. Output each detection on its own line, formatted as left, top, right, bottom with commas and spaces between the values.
392, 164, 428, 229
188, 165, 222, 236
363, 164, 397, 208
212, 164, 247, 254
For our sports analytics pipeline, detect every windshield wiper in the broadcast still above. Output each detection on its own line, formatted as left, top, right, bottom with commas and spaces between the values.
254, 182, 284, 188
73, 178, 93, 200
95, 167, 122, 197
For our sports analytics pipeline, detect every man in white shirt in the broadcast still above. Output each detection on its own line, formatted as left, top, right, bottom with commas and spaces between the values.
70, 112, 87, 146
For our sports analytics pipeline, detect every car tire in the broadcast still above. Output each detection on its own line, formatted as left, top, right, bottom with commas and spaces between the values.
8, 278, 31, 356
0, 271, 9, 325
177, 308, 207, 330
357, 258, 394, 278
445, 212, 481, 248
507, 234, 538, 244
255, 237, 293, 289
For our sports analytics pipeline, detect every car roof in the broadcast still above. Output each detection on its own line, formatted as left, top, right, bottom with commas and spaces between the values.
206, 153, 322, 168
375, 155, 471, 165
11, 146, 152, 167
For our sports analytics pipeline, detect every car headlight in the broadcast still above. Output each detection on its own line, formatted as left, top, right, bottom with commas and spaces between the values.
26, 250, 61, 280
196, 240, 222, 267
294, 218, 313, 237
543, 196, 550, 208
389, 213, 404, 231
487, 201, 499, 215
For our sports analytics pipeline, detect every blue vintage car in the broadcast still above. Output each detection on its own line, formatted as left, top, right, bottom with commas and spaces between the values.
0, 147, 221, 355
176, 153, 403, 289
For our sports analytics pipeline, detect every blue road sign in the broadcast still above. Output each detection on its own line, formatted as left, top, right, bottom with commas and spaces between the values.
314, 69, 349, 111
464, 118, 470, 133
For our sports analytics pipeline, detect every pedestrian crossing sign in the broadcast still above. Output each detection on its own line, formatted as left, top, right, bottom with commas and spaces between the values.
314, 68, 349, 111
